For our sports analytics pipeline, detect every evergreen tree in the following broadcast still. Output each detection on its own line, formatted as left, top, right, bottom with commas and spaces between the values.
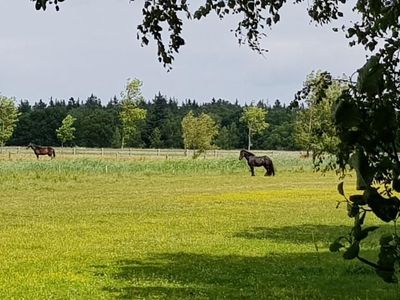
149, 127, 162, 148
215, 122, 240, 149
111, 127, 122, 148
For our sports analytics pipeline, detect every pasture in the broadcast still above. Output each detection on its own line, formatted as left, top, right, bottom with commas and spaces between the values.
0, 152, 398, 299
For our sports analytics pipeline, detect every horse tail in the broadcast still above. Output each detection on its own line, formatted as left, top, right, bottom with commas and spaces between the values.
52, 148, 56, 158
269, 159, 275, 176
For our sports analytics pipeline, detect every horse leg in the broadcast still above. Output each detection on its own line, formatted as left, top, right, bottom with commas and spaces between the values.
264, 165, 268, 176
250, 166, 255, 176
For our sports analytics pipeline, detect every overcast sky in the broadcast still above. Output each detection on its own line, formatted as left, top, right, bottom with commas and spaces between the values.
0, 1, 366, 105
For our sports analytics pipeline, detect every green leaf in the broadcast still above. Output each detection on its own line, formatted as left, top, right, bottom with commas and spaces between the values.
35, 1, 42, 10
358, 211, 366, 226
347, 27, 356, 37
365, 189, 400, 222
356, 55, 385, 97
349, 194, 366, 205
393, 175, 400, 193
273, 13, 280, 23
347, 202, 359, 218
354, 226, 379, 241
343, 242, 360, 260
337, 181, 345, 196
329, 236, 347, 252
377, 236, 397, 284
349, 149, 374, 190
379, 234, 394, 246
329, 241, 344, 252
333, 98, 362, 129
353, 224, 363, 240
371, 104, 397, 143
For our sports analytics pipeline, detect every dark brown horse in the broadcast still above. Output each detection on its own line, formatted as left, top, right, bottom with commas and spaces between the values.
27, 143, 56, 159
239, 149, 275, 176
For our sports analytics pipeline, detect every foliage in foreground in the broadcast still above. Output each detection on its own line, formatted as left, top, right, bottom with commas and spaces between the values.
301, 55, 400, 283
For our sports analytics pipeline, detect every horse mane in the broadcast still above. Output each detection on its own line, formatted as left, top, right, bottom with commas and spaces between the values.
241, 149, 255, 156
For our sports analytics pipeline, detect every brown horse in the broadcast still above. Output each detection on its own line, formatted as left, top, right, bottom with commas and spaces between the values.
27, 143, 56, 159
239, 149, 275, 176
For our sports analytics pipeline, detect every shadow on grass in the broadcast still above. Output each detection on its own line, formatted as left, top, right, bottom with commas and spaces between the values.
96, 251, 397, 300
233, 224, 392, 247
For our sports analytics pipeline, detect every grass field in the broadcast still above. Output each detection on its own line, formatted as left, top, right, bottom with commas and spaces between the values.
0, 154, 398, 299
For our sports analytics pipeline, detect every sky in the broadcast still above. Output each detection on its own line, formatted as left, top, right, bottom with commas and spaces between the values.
0, 1, 367, 106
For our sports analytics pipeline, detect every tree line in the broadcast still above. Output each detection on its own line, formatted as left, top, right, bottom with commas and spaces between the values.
2, 73, 344, 153
1, 73, 343, 155
2, 83, 301, 151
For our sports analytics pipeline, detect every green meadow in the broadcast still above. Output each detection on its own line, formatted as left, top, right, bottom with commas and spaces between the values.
0, 154, 398, 299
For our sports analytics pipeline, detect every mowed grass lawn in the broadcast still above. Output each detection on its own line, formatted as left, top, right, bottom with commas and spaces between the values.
0, 155, 398, 299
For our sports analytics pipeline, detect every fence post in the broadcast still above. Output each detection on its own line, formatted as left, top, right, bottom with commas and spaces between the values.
157, 149, 160, 156
73, 148, 76, 156
101, 148, 104, 157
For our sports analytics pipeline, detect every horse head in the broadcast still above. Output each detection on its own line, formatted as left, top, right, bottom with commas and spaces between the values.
239, 150, 245, 160
27, 143, 34, 149
239, 149, 254, 160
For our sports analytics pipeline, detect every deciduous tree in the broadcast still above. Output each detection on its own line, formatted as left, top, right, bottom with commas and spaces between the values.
240, 106, 268, 150
120, 79, 147, 148
0, 96, 20, 149
56, 114, 76, 147
181, 111, 218, 158
294, 71, 346, 164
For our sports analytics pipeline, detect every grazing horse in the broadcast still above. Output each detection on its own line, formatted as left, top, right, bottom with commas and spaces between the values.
27, 143, 56, 159
239, 149, 275, 176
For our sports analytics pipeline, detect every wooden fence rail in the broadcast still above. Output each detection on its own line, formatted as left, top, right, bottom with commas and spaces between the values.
0, 147, 293, 160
